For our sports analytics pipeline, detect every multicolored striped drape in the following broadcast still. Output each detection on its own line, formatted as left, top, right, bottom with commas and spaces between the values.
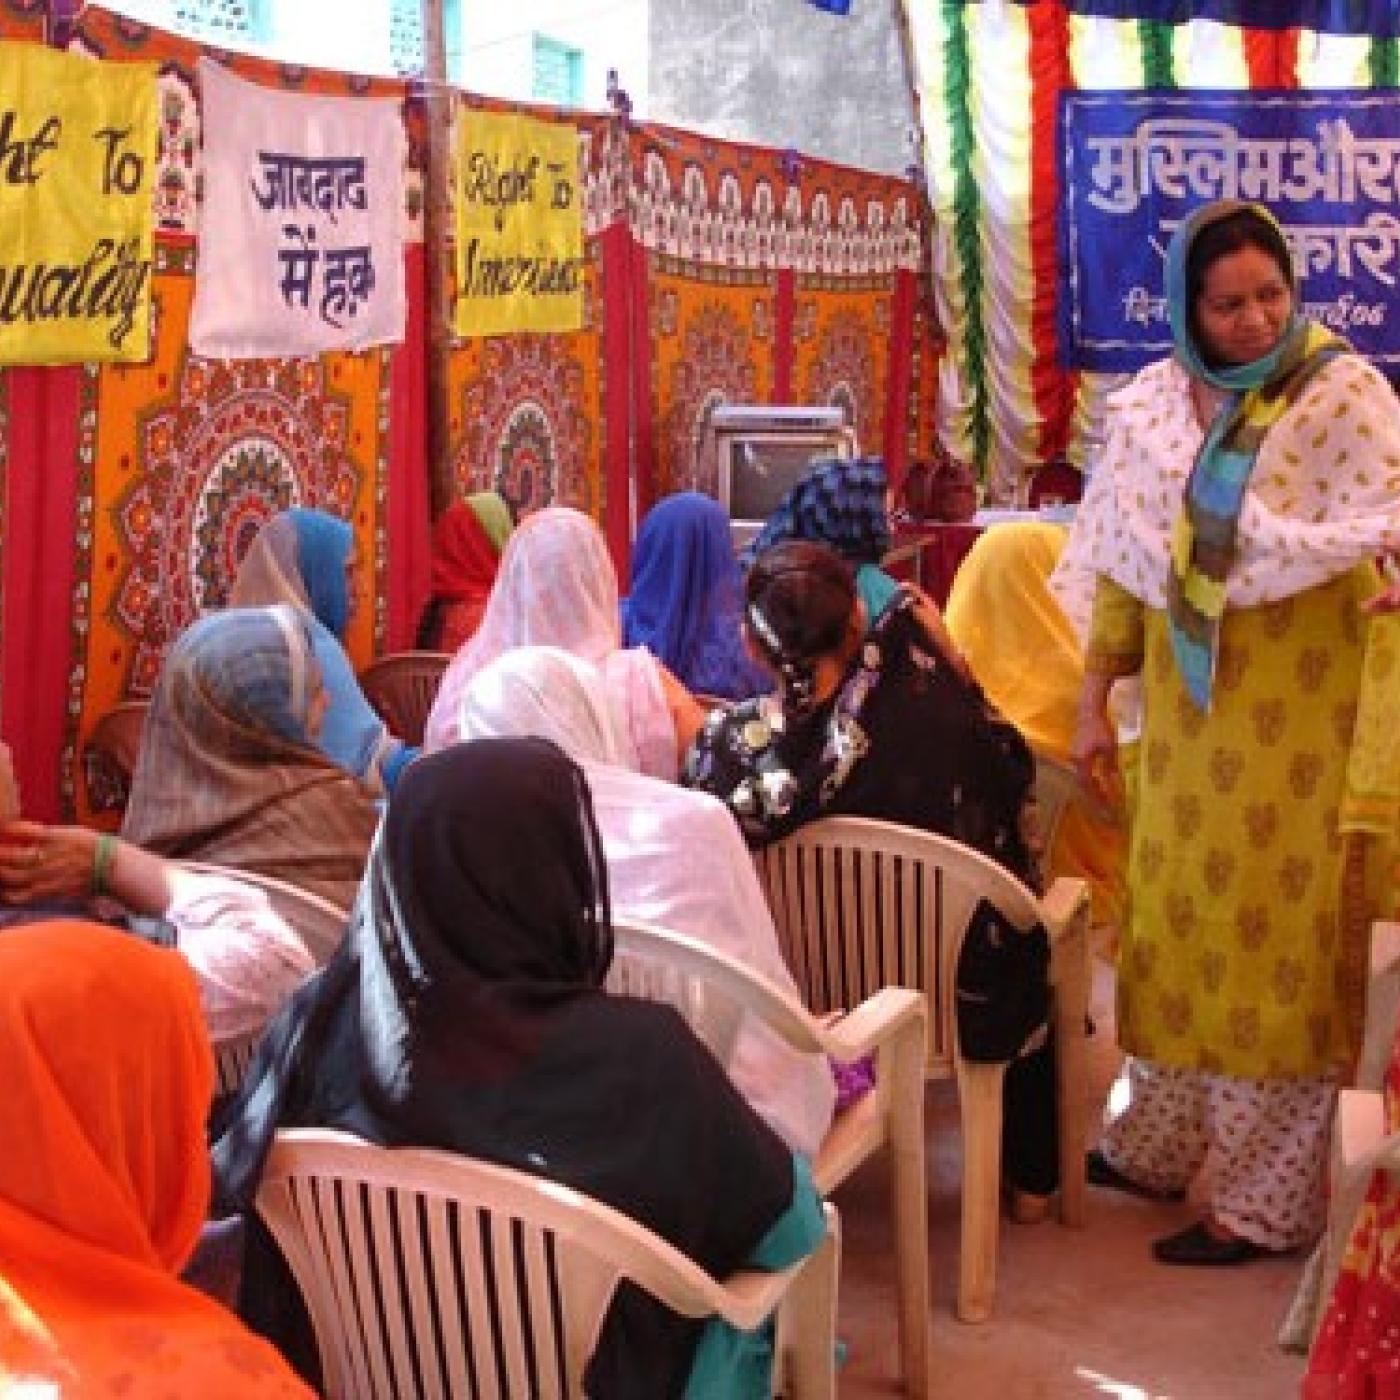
900, 0, 1400, 499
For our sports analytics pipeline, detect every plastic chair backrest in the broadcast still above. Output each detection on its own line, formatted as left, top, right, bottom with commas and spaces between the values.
606, 917, 930, 1396
358, 651, 450, 747
756, 814, 1043, 1080
255, 1128, 838, 1400
81, 700, 150, 813
756, 814, 1091, 1325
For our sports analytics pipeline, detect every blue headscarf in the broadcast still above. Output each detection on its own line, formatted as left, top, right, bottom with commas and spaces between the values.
170, 605, 318, 747
621, 493, 769, 701
288, 507, 353, 640
741, 456, 898, 625
232, 508, 414, 791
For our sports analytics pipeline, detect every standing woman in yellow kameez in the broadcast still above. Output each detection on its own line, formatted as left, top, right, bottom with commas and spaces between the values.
1070, 199, 1400, 1266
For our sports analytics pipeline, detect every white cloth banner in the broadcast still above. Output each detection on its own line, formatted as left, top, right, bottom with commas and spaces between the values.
190, 59, 405, 358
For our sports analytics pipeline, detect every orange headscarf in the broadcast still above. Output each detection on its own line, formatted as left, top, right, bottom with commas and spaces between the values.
0, 920, 312, 1398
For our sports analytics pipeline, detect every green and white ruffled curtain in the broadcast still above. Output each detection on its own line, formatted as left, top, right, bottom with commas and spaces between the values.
898, 0, 1400, 500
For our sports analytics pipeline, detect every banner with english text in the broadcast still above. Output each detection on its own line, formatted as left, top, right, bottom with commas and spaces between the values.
0, 42, 156, 365
1059, 88, 1400, 372
190, 59, 405, 358
453, 108, 584, 338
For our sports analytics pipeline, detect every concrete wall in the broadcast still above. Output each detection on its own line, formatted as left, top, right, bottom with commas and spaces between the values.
646, 0, 915, 177
455, 1, 651, 113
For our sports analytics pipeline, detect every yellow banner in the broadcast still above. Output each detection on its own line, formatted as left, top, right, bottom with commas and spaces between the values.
453, 110, 584, 338
0, 43, 156, 365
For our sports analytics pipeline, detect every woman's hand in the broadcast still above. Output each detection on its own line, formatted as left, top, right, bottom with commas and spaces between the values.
1362, 557, 1400, 615
906, 584, 972, 681
0, 821, 98, 904
1072, 686, 1123, 810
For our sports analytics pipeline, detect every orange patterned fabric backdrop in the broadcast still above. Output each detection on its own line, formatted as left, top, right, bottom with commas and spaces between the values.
0, 9, 934, 820
629, 127, 932, 509
1, 7, 426, 819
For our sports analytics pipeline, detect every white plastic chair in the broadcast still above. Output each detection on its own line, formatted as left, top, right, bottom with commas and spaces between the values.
255, 1128, 840, 1400
756, 814, 1091, 1323
607, 917, 930, 1397
213, 1028, 262, 1098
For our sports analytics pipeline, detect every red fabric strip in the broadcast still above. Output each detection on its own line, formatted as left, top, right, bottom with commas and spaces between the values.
883, 268, 916, 491
387, 242, 430, 651
1027, 0, 1075, 465
1275, 28, 1301, 86
2, 367, 81, 821
599, 223, 637, 576
1243, 28, 1299, 86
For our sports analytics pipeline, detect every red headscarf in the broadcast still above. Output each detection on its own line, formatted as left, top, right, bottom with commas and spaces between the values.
426, 495, 511, 653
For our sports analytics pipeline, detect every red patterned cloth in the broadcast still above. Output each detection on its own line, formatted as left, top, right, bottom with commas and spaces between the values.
1307, 1062, 1400, 1398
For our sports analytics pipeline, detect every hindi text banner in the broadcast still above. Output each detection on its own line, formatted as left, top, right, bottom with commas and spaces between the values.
190, 59, 406, 358
1060, 88, 1400, 372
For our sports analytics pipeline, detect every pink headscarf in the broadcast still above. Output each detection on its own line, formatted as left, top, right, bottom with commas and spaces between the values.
424, 508, 678, 778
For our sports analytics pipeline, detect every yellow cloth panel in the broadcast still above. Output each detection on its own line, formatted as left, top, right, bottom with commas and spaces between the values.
454, 109, 583, 337
1118, 569, 1395, 1080
0, 43, 156, 364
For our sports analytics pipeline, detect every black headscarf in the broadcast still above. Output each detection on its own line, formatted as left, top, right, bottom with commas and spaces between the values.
215, 738, 795, 1397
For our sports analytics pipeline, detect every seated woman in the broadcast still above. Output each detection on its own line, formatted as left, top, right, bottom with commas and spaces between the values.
0, 741, 332, 1044
0, 920, 313, 1396
457, 645, 835, 1157
121, 606, 379, 910
425, 506, 705, 777
622, 491, 770, 702
231, 507, 415, 794
685, 539, 1057, 1213
741, 454, 901, 628
214, 739, 824, 1397
415, 491, 514, 653
944, 520, 1128, 934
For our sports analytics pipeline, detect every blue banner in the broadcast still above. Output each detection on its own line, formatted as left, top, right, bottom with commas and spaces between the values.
1059, 89, 1400, 372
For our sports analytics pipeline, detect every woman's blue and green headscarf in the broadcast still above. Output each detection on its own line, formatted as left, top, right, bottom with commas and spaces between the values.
1163, 200, 1345, 710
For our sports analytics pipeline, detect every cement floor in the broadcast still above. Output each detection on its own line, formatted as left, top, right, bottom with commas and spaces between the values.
832, 953, 1309, 1399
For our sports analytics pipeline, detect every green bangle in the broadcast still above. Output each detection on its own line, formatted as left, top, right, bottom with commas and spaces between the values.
92, 833, 118, 897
